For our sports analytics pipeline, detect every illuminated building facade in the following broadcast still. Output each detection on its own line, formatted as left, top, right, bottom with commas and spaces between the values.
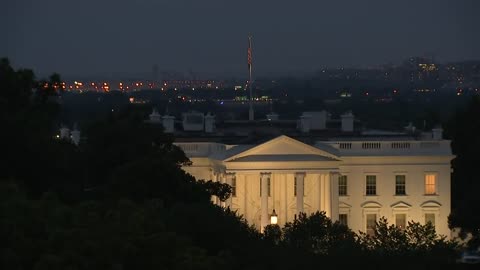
175, 134, 453, 237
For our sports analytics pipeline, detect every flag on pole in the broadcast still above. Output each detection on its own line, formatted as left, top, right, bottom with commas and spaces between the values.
247, 36, 252, 70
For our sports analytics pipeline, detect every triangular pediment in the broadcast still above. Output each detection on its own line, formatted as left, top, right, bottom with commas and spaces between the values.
391, 201, 412, 208
361, 201, 382, 208
339, 202, 352, 208
224, 135, 339, 162
421, 200, 442, 208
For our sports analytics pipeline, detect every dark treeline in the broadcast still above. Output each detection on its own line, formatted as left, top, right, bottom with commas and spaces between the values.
1, 58, 479, 269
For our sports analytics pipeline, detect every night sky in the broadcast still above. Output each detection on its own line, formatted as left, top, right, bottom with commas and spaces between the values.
2, 0, 479, 78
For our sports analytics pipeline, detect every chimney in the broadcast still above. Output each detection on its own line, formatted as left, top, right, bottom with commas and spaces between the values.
404, 122, 416, 134
341, 112, 354, 132
60, 126, 70, 139
432, 127, 443, 140
162, 115, 175, 133
149, 108, 162, 123
204, 112, 215, 133
300, 114, 311, 133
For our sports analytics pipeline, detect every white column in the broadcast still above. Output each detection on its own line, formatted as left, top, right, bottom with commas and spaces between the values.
320, 173, 332, 217
243, 174, 248, 219
319, 174, 325, 214
225, 173, 234, 209
261, 172, 270, 231
318, 174, 323, 212
295, 172, 305, 214
216, 172, 222, 206
284, 174, 288, 224
211, 171, 218, 205
325, 173, 331, 217
330, 172, 339, 222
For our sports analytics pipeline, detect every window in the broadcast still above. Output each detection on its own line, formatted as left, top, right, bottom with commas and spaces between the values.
425, 174, 436, 195
260, 177, 271, 197
231, 176, 237, 197
366, 175, 377, 195
425, 213, 435, 228
339, 175, 348, 196
395, 214, 407, 230
395, 175, 406, 195
339, 214, 348, 227
294, 176, 304, 197
366, 214, 377, 236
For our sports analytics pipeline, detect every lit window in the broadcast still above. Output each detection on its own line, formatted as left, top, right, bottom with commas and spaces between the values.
395, 175, 406, 195
425, 174, 436, 195
425, 213, 435, 228
339, 214, 348, 227
231, 176, 236, 197
339, 175, 348, 196
366, 214, 377, 236
366, 175, 376, 195
260, 177, 271, 197
395, 214, 406, 230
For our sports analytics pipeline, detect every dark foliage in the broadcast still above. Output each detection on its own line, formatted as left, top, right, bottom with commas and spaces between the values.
0, 58, 468, 269
446, 96, 480, 246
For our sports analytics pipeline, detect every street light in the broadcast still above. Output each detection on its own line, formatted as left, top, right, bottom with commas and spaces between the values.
270, 209, 278, 225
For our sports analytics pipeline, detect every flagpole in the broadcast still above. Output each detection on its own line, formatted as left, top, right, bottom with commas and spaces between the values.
248, 35, 254, 121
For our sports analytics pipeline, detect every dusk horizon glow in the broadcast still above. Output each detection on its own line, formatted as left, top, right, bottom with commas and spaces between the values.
2, 0, 479, 78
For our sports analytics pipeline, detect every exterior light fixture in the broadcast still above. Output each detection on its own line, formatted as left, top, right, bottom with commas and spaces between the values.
270, 209, 278, 225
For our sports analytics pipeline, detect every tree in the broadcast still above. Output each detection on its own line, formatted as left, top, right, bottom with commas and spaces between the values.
357, 217, 458, 265
0, 58, 80, 199
263, 224, 282, 245
445, 96, 480, 245
282, 212, 358, 255
198, 179, 232, 202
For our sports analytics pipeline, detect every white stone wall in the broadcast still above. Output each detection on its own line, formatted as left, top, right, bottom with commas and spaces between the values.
176, 137, 453, 237
339, 159, 451, 237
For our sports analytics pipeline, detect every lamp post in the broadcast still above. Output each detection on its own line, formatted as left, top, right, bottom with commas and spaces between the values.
270, 209, 278, 225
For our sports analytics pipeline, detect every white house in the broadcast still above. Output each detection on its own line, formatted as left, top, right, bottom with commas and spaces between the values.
175, 134, 453, 237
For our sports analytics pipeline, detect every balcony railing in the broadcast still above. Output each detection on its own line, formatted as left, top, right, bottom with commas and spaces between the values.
175, 142, 226, 157
324, 140, 451, 156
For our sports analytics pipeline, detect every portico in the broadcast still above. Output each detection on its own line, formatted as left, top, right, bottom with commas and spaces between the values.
207, 135, 341, 230
222, 170, 340, 230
